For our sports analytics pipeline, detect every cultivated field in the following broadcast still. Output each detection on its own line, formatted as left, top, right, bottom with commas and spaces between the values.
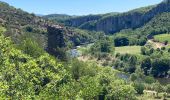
154, 34, 170, 43
115, 46, 141, 54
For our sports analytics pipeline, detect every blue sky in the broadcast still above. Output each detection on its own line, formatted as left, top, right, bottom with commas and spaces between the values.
1, 0, 162, 15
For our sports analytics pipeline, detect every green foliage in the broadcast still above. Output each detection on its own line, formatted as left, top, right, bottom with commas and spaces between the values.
141, 57, 151, 75
115, 54, 138, 73
70, 59, 87, 80
130, 73, 138, 81
106, 80, 136, 100
151, 58, 170, 77
18, 38, 45, 58
133, 82, 145, 94
0, 28, 68, 99
114, 35, 129, 47
144, 76, 155, 84
0, 28, 138, 99
153, 82, 165, 95
89, 36, 115, 60
70, 28, 100, 46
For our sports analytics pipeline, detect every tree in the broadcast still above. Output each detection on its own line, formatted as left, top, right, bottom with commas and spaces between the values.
138, 37, 147, 46
141, 47, 146, 55
133, 82, 145, 94
100, 40, 112, 53
151, 58, 170, 77
114, 36, 129, 47
141, 57, 152, 75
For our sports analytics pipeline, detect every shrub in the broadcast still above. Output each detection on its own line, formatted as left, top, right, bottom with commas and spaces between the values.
144, 76, 155, 84
161, 47, 166, 50
164, 40, 168, 45
114, 36, 129, 47
130, 73, 138, 81
133, 82, 145, 94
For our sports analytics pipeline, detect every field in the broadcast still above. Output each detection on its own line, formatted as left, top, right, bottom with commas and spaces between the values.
115, 46, 141, 54
154, 34, 170, 43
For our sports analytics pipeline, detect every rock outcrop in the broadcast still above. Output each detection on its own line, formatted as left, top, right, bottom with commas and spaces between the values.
47, 25, 66, 58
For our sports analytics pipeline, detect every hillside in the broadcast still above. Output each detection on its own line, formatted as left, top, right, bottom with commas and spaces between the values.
46, 0, 170, 34
0, 1, 100, 54
0, 1, 50, 47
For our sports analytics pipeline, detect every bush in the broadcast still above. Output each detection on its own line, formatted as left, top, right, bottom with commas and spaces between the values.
130, 73, 138, 81
161, 47, 166, 50
141, 47, 146, 55
133, 82, 145, 94
114, 36, 129, 47
19, 38, 45, 58
144, 76, 155, 84
25, 26, 33, 32
164, 40, 168, 45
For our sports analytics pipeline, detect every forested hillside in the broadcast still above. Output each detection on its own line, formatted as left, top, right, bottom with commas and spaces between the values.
47, 0, 170, 34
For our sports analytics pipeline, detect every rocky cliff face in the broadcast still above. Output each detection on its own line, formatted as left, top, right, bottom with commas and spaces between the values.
96, 0, 170, 33
64, 0, 170, 34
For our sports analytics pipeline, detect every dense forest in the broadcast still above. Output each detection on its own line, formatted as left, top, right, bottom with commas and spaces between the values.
0, 0, 170, 99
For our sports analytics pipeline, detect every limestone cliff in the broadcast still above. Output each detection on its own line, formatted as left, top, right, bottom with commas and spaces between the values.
63, 0, 170, 34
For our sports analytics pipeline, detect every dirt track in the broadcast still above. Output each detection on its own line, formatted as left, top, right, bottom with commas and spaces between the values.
147, 40, 165, 48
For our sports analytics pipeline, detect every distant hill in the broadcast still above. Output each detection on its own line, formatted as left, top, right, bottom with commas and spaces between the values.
43, 14, 75, 23
44, 12, 119, 28
45, 0, 170, 34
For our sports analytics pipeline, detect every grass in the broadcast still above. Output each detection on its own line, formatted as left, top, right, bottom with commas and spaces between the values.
154, 34, 170, 43
115, 46, 141, 54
